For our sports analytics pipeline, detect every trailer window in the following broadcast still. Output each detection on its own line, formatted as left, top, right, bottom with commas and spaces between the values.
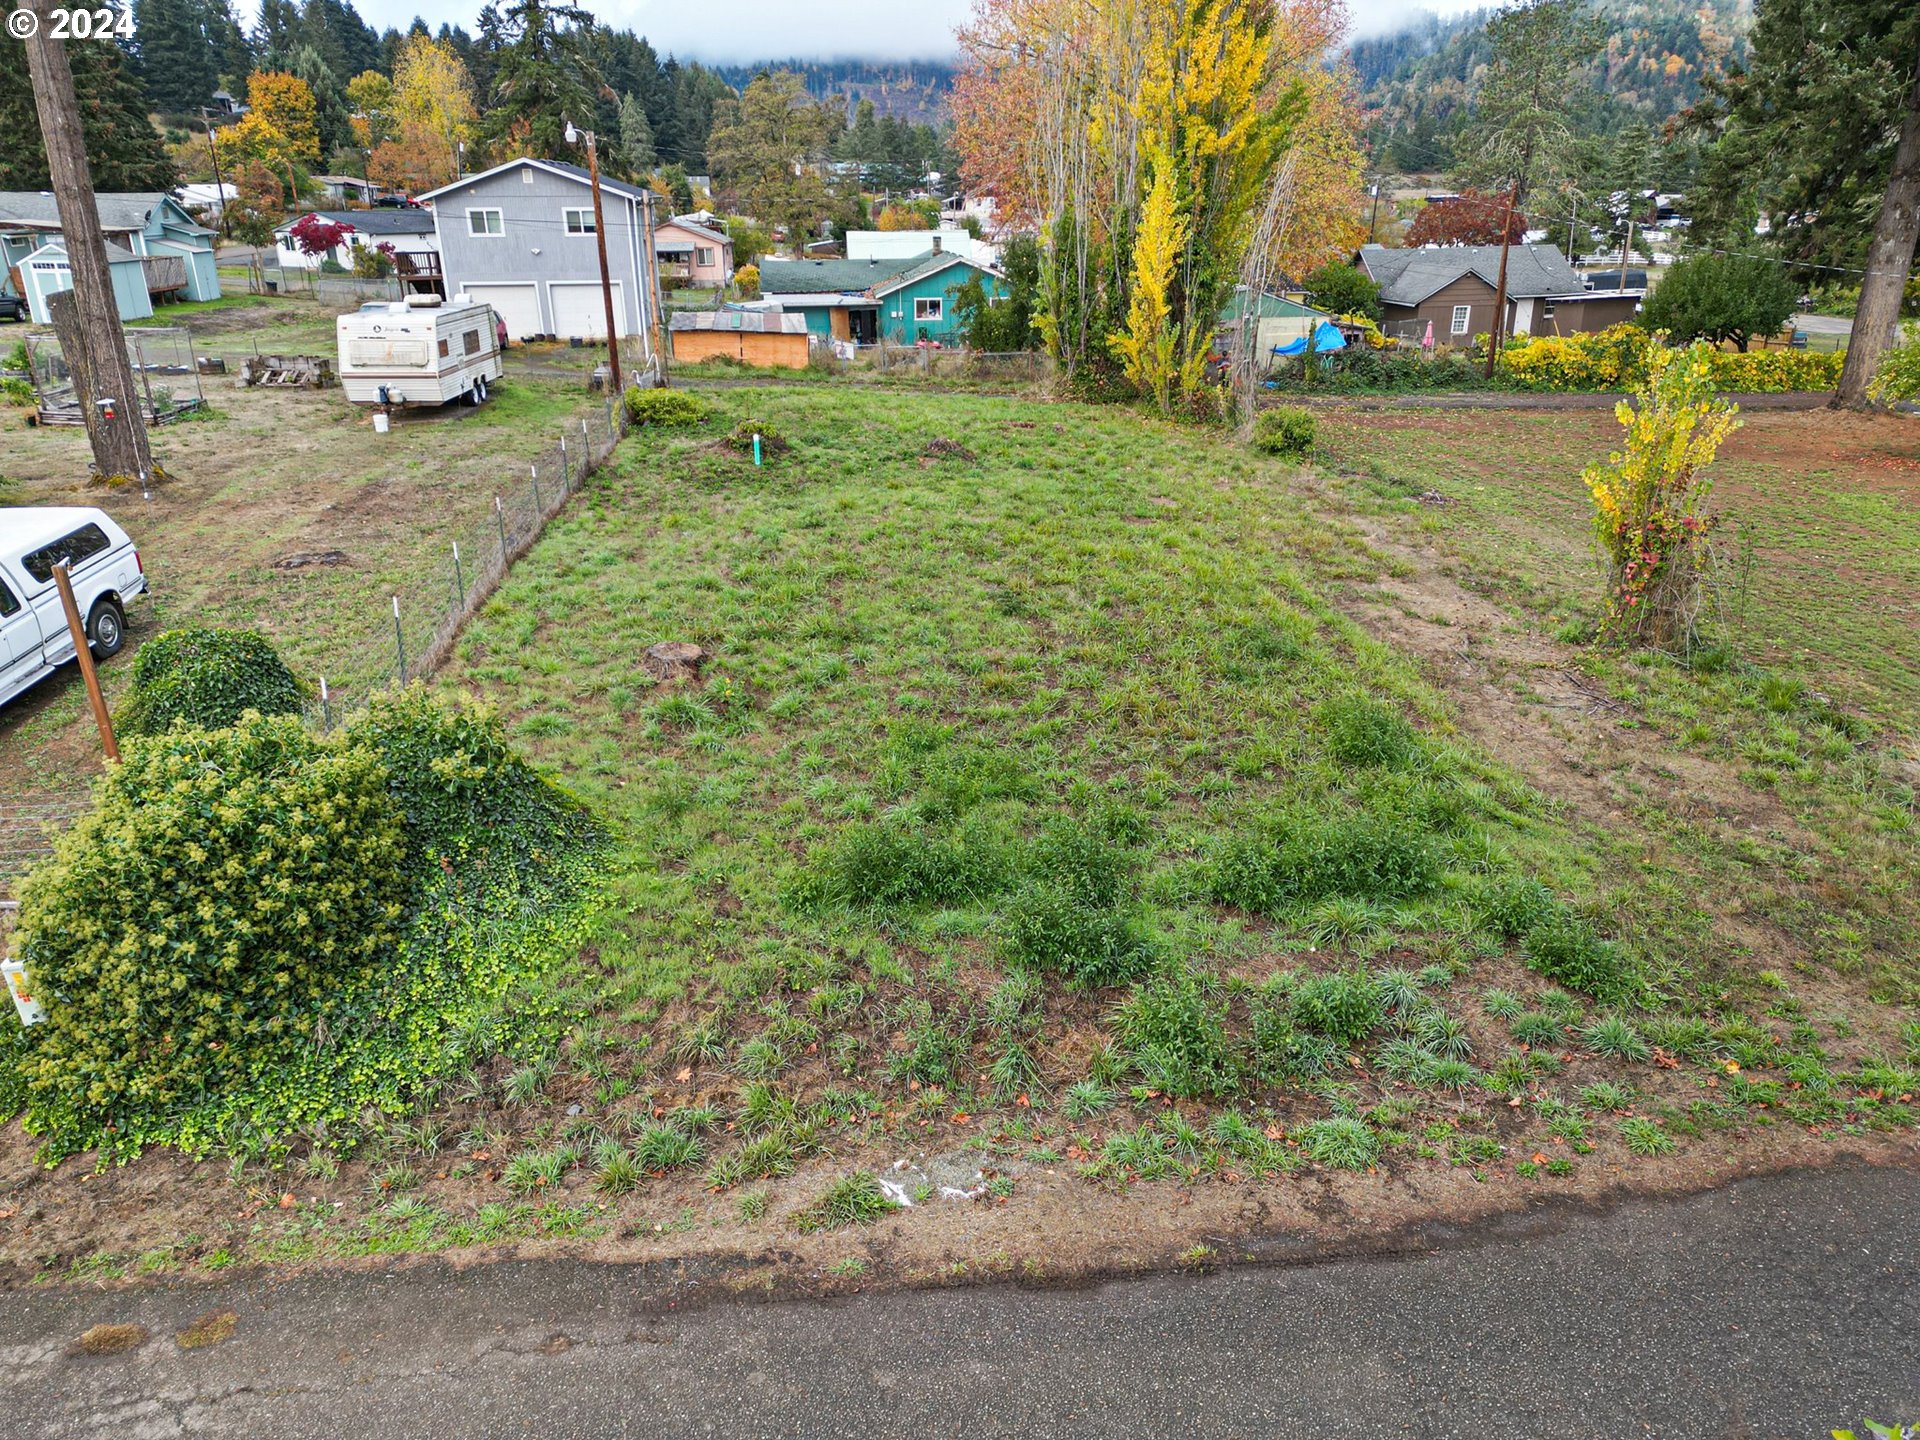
438, 339, 450, 358
22, 523, 111, 584
463, 329, 481, 355
348, 339, 430, 368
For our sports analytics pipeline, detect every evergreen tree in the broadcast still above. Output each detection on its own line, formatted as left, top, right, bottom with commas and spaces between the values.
206, 0, 255, 90
253, 0, 301, 68
619, 91, 655, 176
134, 0, 220, 113
0, 35, 177, 190
292, 44, 354, 159
476, 0, 600, 159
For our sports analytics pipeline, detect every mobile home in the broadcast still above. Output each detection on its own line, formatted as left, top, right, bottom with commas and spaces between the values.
335, 294, 503, 407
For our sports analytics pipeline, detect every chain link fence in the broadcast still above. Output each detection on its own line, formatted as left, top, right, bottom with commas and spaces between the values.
0, 392, 634, 883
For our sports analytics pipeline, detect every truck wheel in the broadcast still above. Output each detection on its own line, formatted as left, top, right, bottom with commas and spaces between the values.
87, 598, 126, 658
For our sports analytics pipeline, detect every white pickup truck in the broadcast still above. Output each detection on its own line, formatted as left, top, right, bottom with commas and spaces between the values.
0, 507, 147, 710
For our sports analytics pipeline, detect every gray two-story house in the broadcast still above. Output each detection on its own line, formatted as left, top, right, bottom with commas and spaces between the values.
417, 158, 658, 342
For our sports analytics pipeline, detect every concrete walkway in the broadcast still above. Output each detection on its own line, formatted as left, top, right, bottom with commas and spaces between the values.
1, 1162, 1915, 1437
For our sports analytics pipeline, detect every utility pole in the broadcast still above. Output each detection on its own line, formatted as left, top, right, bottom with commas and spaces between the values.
1618, 217, 1634, 291
566, 120, 622, 393
1366, 179, 1385, 244
22, 0, 153, 484
52, 563, 118, 763
1483, 189, 1517, 380
200, 107, 230, 238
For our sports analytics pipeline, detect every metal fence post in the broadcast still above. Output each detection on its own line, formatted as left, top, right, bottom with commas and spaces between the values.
320, 676, 332, 732
495, 494, 508, 555
531, 461, 541, 514
392, 595, 406, 683
559, 434, 569, 490
452, 539, 465, 607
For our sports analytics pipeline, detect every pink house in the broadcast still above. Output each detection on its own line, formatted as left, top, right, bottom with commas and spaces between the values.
654, 216, 733, 287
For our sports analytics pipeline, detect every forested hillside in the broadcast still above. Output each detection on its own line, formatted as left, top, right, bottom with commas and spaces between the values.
712, 60, 956, 125
1355, 0, 1752, 174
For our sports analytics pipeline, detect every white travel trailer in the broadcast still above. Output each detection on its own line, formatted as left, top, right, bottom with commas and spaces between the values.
335, 294, 504, 408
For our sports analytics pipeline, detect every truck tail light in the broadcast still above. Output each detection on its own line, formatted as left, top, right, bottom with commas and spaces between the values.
134, 550, 143, 575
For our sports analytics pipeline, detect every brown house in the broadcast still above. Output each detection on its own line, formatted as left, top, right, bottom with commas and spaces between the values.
1357, 242, 1643, 342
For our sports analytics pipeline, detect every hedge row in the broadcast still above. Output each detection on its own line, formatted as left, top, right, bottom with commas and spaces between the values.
1499, 326, 1844, 394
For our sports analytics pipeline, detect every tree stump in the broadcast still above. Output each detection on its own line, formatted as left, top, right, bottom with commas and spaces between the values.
644, 642, 706, 682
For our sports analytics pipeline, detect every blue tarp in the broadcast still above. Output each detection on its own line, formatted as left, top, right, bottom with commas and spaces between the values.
1312, 320, 1346, 353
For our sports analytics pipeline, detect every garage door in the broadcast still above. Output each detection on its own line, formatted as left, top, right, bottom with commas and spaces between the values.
550, 281, 629, 339
465, 283, 540, 340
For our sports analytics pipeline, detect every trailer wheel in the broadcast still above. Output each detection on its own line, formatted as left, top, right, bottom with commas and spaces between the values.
87, 598, 126, 658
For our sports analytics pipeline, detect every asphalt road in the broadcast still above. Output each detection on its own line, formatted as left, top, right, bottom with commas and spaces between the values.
1, 1163, 1915, 1438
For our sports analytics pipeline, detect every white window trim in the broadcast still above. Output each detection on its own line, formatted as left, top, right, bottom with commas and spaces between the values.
563, 206, 596, 235
914, 296, 944, 322
695, 246, 714, 265
1450, 303, 1471, 335
467, 207, 504, 237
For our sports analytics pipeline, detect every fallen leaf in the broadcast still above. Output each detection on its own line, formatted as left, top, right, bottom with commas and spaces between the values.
674, 1067, 692, 1083
277, 1192, 296, 1210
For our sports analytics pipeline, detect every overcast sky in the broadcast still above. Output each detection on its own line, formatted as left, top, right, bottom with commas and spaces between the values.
336, 0, 1486, 61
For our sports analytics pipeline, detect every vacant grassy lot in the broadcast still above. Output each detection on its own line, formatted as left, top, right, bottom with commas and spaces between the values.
2, 384, 1913, 1286
1314, 406, 1920, 994
0, 294, 612, 829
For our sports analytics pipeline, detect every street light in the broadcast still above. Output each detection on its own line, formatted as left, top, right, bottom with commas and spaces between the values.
564, 119, 622, 394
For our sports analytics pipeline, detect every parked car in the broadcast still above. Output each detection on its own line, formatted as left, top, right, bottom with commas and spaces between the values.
0, 292, 27, 322
0, 507, 147, 710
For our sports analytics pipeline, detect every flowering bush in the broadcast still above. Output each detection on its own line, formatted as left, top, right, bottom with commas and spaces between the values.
1704, 347, 1843, 392
1582, 344, 1740, 649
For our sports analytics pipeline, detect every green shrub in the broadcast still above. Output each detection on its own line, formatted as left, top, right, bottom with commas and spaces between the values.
796, 1172, 902, 1232
1476, 876, 1561, 938
1251, 406, 1315, 459
623, 387, 713, 426
1321, 694, 1420, 769
1114, 968, 1240, 1098
1250, 1009, 1339, 1081
345, 686, 597, 872
1210, 812, 1440, 914
1521, 912, 1638, 1005
1290, 968, 1383, 1048
789, 813, 1015, 910
14, 717, 408, 1151
724, 419, 791, 457
1004, 885, 1153, 987
1298, 1116, 1380, 1170
116, 627, 304, 737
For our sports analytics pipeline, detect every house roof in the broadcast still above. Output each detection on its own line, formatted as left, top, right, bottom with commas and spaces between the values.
1358, 242, 1587, 304
414, 158, 655, 206
871, 250, 999, 297
670, 309, 807, 334
0, 191, 206, 235
758, 255, 923, 295
662, 215, 730, 245
273, 209, 436, 237
1220, 287, 1328, 322
22, 237, 141, 264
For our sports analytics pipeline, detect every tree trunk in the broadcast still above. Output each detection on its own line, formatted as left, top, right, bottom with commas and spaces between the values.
1836, 55, 1920, 408
20, 0, 153, 482
1482, 195, 1516, 379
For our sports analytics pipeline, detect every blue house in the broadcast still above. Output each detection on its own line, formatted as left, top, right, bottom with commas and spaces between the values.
757, 251, 1004, 346
0, 192, 221, 322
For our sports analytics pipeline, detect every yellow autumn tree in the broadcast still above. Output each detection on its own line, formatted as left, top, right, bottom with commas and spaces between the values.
1111, 168, 1188, 407
390, 36, 478, 190
1581, 343, 1741, 648
240, 71, 320, 166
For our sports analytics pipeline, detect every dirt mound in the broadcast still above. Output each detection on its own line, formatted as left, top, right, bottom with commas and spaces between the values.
273, 550, 350, 570
923, 437, 979, 463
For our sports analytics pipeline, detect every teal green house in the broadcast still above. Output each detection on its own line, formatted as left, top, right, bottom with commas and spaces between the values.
0, 192, 220, 323
757, 251, 1005, 346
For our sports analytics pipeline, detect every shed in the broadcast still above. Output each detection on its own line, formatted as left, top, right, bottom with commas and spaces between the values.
669, 309, 810, 368
18, 239, 153, 323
